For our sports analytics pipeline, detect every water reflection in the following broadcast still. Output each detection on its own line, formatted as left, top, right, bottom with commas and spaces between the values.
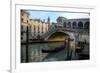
21, 42, 69, 62
21, 42, 89, 63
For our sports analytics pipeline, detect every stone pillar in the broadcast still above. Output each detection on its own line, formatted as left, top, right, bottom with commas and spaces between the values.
83, 22, 85, 29
71, 22, 72, 29
76, 22, 78, 29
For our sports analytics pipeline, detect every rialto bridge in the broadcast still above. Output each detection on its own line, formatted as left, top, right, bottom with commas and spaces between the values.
41, 18, 89, 49
42, 18, 89, 41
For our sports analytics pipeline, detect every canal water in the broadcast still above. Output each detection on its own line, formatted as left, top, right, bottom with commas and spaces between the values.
21, 42, 80, 63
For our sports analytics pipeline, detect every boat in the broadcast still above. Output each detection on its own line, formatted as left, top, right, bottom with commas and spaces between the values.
42, 45, 66, 53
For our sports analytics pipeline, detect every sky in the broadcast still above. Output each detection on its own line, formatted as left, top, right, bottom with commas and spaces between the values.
27, 10, 90, 23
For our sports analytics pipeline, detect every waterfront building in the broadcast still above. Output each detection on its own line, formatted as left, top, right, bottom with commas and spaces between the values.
30, 19, 49, 39
21, 10, 50, 42
21, 10, 31, 42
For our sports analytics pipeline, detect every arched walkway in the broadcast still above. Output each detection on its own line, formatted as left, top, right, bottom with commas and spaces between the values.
63, 22, 67, 27
84, 21, 89, 29
68, 22, 71, 28
78, 22, 83, 29
72, 22, 77, 29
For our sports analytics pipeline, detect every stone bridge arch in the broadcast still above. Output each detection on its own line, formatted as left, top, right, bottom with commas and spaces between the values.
45, 30, 75, 42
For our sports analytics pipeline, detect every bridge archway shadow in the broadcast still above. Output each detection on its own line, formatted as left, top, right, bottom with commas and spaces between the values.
47, 31, 70, 42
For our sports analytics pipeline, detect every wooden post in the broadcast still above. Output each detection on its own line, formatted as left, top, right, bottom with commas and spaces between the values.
65, 37, 74, 60
26, 26, 29, 62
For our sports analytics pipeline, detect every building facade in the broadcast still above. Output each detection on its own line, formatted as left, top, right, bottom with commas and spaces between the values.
21, 10, 31, 42
30, 19, 49, 39
21, 10, 50, 42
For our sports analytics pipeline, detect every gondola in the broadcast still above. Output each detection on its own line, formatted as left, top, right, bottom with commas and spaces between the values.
42, 41, 67, 53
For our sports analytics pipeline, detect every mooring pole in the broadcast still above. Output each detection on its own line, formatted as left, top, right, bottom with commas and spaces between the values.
26, 26, 29, 62
67, 38, 70, 60
65, 37, 74, 60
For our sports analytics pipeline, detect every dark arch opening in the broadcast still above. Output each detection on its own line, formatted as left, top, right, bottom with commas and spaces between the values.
72, 22, 77, 29
84, 21, 89, 29
78, 22, 83, 29
68, 22, 71, 28
63, 22, 67, 27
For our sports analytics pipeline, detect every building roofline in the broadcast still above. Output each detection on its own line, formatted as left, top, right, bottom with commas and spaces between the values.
21, 10, 30, 15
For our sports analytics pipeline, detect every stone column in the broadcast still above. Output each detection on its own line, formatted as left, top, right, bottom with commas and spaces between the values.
83, 22, 85, 29
71, 22, 72, 29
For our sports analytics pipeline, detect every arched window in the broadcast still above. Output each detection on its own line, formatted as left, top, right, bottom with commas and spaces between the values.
21, 18, 23, 22
78, 22, 83, 29
84, 21, 89, 29
21, 25, 23, 35
68, 22, 71, 28
72, 22, 77, 29
63, 22, 67, 27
